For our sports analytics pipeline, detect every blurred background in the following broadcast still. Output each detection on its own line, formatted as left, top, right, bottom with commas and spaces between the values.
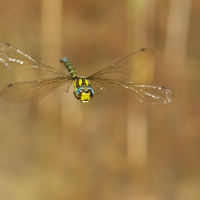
0, 0, 200, 199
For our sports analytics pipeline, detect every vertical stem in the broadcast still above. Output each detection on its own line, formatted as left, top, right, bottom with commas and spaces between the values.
127, 106, 148, 167
39, 0, 63, 117
126, 0, 157, 167
127, 0, 147, 49
164, 0, 192, 65
41, 0, 63, 66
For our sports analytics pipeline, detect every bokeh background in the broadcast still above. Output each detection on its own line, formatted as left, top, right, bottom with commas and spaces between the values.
0, 0, 200, 199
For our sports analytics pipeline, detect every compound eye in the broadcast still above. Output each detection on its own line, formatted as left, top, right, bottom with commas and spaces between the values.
77, 90, 82, 95
77, 87, 84, 95
88, 87, 94, 96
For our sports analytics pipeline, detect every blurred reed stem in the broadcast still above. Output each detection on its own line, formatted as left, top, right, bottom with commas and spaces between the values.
164, 0, 192, 66
39, 0, 63, 120
126, 0, 157, 167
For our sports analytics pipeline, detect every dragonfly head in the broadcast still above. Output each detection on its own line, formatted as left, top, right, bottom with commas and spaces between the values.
76, 86, 94, 103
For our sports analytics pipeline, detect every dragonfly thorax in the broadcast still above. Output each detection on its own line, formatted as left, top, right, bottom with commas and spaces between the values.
73, 77, 94, 103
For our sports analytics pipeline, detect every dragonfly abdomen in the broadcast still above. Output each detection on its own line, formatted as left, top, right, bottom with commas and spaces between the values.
60, 58, 77, 78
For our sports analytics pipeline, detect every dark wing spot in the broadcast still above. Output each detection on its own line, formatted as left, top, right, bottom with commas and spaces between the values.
140, 48, 146, 52
5, 43, 11, 46
161, 86, 167, 89
7, 83, 13, 87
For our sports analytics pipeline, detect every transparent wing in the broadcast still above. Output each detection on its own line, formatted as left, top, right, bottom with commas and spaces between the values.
0, 78, 73, 103
89, 78, 174, 104
88, 48, 154, 82
0, 43, 69, 80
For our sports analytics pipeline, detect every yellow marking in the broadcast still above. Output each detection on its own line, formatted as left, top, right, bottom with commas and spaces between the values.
85, 79, 89, 86
79, 79, 82, 86
81, 92, 90, 103
73, 81, 77, 92
73, 81, 76, 88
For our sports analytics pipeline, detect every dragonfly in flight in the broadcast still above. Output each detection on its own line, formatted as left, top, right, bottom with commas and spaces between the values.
0, 43, 174, 104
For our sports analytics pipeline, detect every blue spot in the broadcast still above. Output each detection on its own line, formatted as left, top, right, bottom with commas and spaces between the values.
62, 58, 68, 62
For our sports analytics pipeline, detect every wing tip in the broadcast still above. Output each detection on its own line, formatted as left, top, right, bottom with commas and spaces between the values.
5, 43, 11, 46
165, 89, 175, 103
140, 48, 146, 52
7, 83, 13, 88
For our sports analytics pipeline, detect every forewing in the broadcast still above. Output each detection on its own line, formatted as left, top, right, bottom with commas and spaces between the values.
88, 48, 154, 82
0, 43, 68, 80
89, 78, 174, 104
0, 78, 73, 103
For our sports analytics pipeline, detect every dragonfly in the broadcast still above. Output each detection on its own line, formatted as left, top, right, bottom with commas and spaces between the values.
0, 43, 174, 104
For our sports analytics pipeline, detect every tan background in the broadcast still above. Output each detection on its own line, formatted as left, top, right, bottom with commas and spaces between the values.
0, 0, 200, 199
